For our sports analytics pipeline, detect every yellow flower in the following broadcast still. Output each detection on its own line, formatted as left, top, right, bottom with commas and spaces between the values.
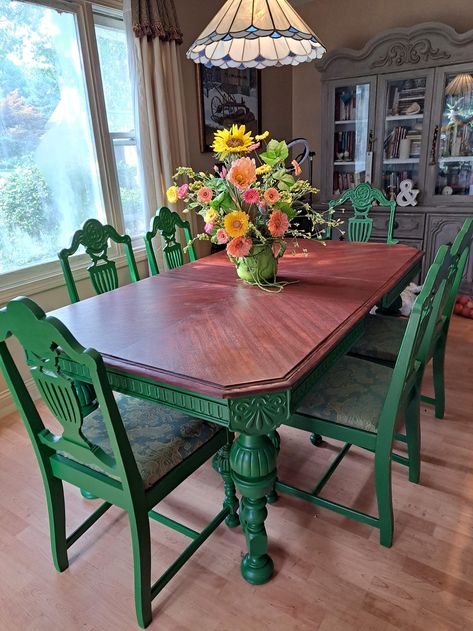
212, 124, 254, 158
204, 208, 219, 223
224, 211, 250, 239
167, 186, 178, 204
255, 164, 271, 175
255, 131, 269, 141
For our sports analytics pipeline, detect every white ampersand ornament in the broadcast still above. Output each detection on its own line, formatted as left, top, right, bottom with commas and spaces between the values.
396, 179, 419, 207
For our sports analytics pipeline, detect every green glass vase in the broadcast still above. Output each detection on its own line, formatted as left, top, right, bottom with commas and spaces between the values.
230, 241, 286, 284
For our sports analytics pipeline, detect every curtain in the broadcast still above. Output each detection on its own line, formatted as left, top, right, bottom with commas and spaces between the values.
124, 0, 194, 271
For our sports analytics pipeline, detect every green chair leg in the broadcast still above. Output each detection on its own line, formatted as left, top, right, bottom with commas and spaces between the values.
215, 441, 240, 528
432, 335, 447, 420
129, 510, 152, 629
405, 392, 421, 484
45, 477, 69, 572
374, 449, 394, 548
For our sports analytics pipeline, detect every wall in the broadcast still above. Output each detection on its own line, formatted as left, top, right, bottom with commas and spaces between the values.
176, 0, 293, 172
292, 0, 473, 188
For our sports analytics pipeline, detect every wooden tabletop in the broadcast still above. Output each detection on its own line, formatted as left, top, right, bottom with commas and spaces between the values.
50, 240, 423, 399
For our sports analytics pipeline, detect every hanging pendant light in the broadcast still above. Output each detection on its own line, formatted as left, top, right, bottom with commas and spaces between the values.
187, 0, 326, 69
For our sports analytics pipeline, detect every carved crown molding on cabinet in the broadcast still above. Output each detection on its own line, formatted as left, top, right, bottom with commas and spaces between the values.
315, 22, 473, 79
371, 39, 450, 68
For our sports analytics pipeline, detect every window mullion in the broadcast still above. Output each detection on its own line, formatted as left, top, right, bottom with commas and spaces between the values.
76, 2, 125, 236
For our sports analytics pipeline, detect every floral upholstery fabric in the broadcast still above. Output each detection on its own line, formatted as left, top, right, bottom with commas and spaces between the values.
350, 314, 407, 363
60, 393, 222, 489
296, 356, 393, 433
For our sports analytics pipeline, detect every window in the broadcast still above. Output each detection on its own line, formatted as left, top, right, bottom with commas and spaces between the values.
94, 11, 145, 237
0, 0, 145, 282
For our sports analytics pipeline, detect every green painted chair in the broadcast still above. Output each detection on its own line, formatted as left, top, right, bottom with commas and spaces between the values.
58, 218, 140, 304
326, 182, 398, 244
144, 207, 196, 275
276, 246, 451, 547
0, 297, 238, 628
349, 217, 473, 419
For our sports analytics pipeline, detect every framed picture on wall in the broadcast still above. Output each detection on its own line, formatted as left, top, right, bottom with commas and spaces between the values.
196, 65, 261, 152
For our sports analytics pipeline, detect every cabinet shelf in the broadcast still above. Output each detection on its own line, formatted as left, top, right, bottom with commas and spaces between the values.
385, 114, 424, 121
398, 95, 425, 100
438, 155, 473, 162
334, 120, 368, 125
383, 158, 420, 164
334, 161, 355, 165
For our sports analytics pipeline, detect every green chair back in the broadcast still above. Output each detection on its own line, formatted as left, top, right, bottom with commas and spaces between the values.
328, 182, 398, 244
0, 297, 142, 493
144, 207, 196, 275
445, 217, 473, 320
379, 245, 451, 437
58, 218, 140, 304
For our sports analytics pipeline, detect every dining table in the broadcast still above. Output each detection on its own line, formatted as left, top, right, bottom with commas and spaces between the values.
50, 239, 423, 585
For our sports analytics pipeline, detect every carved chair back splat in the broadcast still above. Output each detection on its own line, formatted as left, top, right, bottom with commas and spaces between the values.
328, 183, 398, 244
58, 218, 139, 304
144, 207, 196, 275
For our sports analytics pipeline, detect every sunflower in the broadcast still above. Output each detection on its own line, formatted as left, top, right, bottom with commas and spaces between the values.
255, 164, 271, 175
224, 210, 250, 239
212, 125, 254, 158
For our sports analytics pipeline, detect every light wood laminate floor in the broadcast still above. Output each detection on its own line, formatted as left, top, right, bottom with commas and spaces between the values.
1, 316, 472, 631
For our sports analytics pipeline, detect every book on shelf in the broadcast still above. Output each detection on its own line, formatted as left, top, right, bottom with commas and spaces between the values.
334, 130, 355, 160
334, 91, 356, 121
333, 170, 363, 193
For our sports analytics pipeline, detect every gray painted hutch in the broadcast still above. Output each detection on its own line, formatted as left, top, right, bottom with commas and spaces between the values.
315, 22, 473, 291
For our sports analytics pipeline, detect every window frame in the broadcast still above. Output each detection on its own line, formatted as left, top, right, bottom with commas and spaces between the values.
0, 0, 145, 303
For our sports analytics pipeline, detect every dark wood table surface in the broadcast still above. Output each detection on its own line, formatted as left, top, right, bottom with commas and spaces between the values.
51, 240, 423, 399
50, 239, 423, 585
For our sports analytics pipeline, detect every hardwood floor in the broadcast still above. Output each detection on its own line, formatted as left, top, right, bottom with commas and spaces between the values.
1, 316, 472, 630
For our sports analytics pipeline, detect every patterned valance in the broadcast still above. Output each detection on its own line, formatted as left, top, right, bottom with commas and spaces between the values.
131, 0, 183, 43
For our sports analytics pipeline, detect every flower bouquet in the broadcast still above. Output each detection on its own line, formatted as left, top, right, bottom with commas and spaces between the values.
167, 125, 336, 290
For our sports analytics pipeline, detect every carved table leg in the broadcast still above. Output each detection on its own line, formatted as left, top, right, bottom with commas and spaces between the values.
266, 430, 280, 504
214, 440, 240, 528
230, 433, 277, 585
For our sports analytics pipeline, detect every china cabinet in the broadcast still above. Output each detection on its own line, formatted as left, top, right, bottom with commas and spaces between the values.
315, 22, 473, 292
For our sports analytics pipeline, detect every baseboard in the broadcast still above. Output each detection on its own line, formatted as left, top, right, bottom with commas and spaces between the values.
0, 377, 39, 420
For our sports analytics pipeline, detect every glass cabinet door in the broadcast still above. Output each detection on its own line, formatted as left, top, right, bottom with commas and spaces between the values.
431, 69, 473, 200
376, 72, 433, 200
328, 79, 375, 198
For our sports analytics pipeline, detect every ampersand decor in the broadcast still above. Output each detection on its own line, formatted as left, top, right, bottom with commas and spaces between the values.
396, 179, 419, 207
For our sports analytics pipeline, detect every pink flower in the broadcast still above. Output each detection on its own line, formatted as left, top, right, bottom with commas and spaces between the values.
264, 188, 280, 205
204, 222, 215, 234
243, 188, 260, 205
197, 187, 213, 203
178, 184, 189, 199
227, 157, 256, 190
226, 236, 253, 258
213, 165, 228, 178
291, 160, 302, 176
268, 210, 289, 238
216, 228, 229, 244
247, 142, 261, 152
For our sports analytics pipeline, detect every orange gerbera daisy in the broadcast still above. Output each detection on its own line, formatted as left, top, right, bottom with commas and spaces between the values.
268, 210, 289, 238
226, 236, 253, 258
227, 158, 256, 191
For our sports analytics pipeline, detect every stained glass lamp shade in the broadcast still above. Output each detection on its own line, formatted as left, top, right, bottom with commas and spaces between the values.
186, 0, 326, 69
